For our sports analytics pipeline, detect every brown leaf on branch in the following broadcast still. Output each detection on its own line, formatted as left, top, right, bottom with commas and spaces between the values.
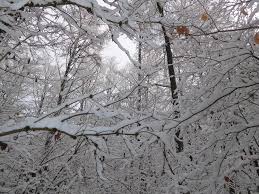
254, 32, 259, 44
201, 13, 209, 21
176, 26, 190, 36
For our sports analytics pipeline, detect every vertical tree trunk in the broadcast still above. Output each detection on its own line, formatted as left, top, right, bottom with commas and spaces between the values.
156, 3, 177, 102
156, 2, 183, 153
45, 60, 72, 147
37, 90, 45, 116
80, 79, 85, 111
137, 41, 142, 112
57, 61, 72, 106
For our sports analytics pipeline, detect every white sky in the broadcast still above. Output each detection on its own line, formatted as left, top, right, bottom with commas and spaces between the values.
101, 35, 136, 68
97, 0, 136, 68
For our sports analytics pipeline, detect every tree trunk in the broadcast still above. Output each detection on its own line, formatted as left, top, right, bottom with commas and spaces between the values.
137, 41, 142, 112
157, 2, 183, 153
156, 2, 177, 102
45, 60, 72, 147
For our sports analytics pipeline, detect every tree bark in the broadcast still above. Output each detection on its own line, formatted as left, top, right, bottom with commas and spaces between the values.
137, 41, 142, 112
157, 2, 183, 153
156, 2, 178, 102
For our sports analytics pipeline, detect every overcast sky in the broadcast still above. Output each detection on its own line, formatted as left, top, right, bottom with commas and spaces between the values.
96, 0, 136, 68
101, 35, 136, 68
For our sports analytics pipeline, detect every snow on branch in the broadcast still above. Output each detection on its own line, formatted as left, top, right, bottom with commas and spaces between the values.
0, 114, 153, 138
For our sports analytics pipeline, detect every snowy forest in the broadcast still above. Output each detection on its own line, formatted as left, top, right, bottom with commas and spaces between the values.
0, 0, 259, 193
